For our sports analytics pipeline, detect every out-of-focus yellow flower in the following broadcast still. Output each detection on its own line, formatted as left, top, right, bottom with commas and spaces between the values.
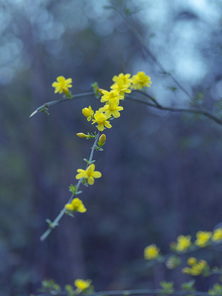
131, 72, 151, 90
182, 259, 208, 276
175, 235, 192, 252
52, 76, 72, 94
195, 231, 212, 247
76, 164, 102, 185
144, 244, 160, 260
82, 106, 94, 121
187, 257, 197, 266
74, 279, 92, 294
65, 198, 86, 213
212, 228, 222, 242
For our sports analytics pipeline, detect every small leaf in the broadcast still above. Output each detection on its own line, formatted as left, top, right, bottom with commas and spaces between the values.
91, 82, 101, 99
181, 280, 196, 292
160, 281, 174, 295
69, 184, 77, 195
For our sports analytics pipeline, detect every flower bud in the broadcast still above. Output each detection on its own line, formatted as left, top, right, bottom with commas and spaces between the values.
97, 88, 105, 95
187, 257, 197, 266
76, 133, 87, 138
98, 134, 106, 146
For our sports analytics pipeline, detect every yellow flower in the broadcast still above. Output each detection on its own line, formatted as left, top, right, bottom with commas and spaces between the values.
76, 164, 102, 185
99, 100, 123, 118
92, 111, 112, 131
144, 244, 160, 260
195, 231, 212, 247
82, 106, 94, 121
100, 89, 124, 103
212, 228, 222, 242
111, 80, 132, 96
74, 279, 92, 294
131, 72, 152, 90
175, 235, 192, 252
52, 76, 72, 94
65, 198, 86, 213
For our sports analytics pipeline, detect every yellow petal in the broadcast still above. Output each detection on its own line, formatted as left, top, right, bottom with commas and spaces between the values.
65, 204, 73, 211
88, 176, 94, 185
57, 76, 65, 82
87, 164, 95, 173
93, 171, 102, 178
78, 205, 87, 213
76, 171, 87, 179
97, 124, 104, 131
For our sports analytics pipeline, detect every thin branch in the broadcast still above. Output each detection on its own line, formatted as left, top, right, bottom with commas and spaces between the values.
126, 92, 222, 125
136, 90, 162, 108
92, 289, 209, 296
30, 92, 95, 117
30, 90, 222, 126
34, 288, 211, 296
40, 132, 101, 241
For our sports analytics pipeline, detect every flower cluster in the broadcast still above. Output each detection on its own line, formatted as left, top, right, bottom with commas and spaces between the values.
51, 72, 151, 218
75, 72, 151, 187
144, 228, 222, 262
182, 257, 209, 276
82, 72, 151, 132
144, 226, 222, 286
142, 227, 222, 296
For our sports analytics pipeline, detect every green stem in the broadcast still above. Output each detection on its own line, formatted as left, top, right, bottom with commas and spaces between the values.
40, 132, 101, 241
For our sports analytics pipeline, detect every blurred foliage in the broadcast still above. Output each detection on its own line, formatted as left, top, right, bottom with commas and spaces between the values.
2, 0, 222, 295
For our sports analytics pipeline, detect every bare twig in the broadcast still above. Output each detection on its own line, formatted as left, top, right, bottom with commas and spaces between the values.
34, 288, 210, 296
30, 92, 95, 117
126, 92, 222, 125
30, 90, 222, 126
117, 7, 192, 98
